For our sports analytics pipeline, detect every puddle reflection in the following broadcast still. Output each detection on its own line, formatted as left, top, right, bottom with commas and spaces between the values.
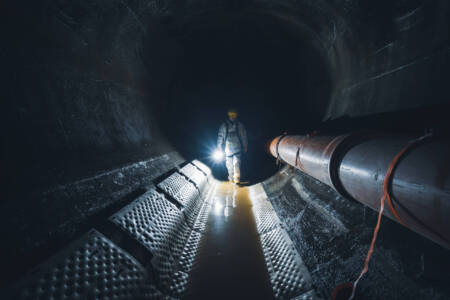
186, 181, 274, 299
215, 183, 239, 217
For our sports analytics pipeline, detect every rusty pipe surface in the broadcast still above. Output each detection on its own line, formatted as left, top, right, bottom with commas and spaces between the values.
270, 134, 450, 249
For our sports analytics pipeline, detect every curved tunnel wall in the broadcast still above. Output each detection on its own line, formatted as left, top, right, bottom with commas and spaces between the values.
2, 0, 183, 283
4, 0, 449, 195
2, 0, 450, 295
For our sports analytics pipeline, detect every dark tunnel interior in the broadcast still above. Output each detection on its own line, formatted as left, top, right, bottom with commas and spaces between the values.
161, 12, 331, 182
2, 0, 450, 299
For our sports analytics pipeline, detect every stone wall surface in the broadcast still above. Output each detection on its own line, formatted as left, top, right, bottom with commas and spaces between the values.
263, 167, 450, 299
2, 0, 449, 295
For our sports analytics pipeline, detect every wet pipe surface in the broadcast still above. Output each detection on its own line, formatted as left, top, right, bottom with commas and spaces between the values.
185, 182, 275, 300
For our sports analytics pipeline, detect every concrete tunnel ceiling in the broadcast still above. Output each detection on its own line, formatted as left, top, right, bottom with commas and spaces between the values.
4, 0, 449, 189
138, 0, 449, 181
2, 0, 450, 299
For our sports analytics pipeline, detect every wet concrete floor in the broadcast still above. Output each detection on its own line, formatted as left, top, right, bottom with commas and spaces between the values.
185, 182, 274, 300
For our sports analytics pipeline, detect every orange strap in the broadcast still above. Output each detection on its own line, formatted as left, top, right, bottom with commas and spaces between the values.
332, 133, 432, 300
382, 142, 411, 226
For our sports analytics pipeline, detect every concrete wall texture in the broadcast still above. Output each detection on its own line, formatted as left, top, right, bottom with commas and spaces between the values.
1, 0, 449, 298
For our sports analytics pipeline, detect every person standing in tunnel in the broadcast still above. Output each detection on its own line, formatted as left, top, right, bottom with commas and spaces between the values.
217, 108, 248, 184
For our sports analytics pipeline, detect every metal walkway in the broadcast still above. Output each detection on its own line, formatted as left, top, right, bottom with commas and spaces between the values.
8, 160, 319, 299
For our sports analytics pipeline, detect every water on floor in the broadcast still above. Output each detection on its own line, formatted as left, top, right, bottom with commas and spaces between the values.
185, 182, 275, 299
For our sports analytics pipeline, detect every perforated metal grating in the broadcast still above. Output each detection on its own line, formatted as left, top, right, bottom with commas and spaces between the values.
110, 189, 175, 242
182, 196, 204, 228
177, 230, 203, 273
168, 270, 189, 297
109, 182, 207, 297
192, 203, 211, 233
151, 203, 206, 296
151, 209, 185, 250
252, 201, 282, 235
14, 230, 148, 300
146, 208, 194, 295
180, 163, 207, 191
158, 172, 200, 208
141, 284, 171, 299
260, 227, 313, 299
165, 220, 204, 297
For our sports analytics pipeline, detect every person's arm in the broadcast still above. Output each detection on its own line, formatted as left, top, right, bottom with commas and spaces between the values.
217, 123, 226, 150
239, 122, 248, 152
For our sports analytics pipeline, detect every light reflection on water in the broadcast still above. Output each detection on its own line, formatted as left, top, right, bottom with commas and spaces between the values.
215, 183, 239, 217
186, 181, 274, 299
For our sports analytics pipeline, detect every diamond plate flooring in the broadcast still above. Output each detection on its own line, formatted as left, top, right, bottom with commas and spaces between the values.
7, 160, 319, 299
10, 230, 149, 300
250, 184, 319, 300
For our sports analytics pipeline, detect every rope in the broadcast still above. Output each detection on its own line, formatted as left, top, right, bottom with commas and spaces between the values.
382, 133, 432, 226
332, 133, 433, 300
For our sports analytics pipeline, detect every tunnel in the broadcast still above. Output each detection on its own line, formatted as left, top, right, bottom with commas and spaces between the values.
2, 0, 450, 299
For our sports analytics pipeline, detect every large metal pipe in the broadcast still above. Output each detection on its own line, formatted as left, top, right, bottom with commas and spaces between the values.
270, 133, 450, 249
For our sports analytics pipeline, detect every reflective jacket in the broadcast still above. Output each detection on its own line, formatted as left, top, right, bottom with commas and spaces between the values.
217, 120, 248, 156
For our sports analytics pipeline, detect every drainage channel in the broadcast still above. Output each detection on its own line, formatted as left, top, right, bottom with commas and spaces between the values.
185, 182, 274, 299
7, 160, 319, 299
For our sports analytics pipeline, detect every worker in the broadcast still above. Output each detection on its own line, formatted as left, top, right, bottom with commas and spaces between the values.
217, 108, 248, 184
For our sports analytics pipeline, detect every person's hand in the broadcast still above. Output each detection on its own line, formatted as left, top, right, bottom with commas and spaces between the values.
244, 146, 248, 153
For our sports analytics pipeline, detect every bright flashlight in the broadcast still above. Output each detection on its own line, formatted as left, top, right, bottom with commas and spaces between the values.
212, 149, 224, 162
